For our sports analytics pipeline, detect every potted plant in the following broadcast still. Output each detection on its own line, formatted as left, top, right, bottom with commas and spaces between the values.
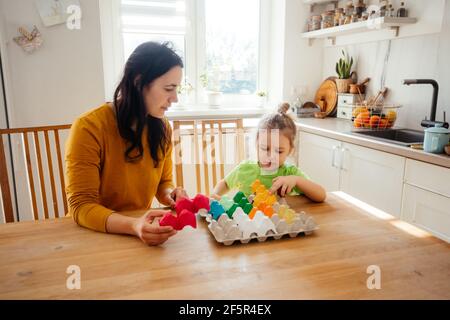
256, 90, 267, 108
175, 78, 194, 108
335, 50, 356, 93
200, 68, 223, 107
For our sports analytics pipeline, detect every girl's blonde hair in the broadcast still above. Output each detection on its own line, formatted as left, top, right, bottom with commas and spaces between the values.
257, 102, 297, 147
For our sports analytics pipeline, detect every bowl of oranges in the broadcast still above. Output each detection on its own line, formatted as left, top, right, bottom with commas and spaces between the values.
352, 104, 400, 130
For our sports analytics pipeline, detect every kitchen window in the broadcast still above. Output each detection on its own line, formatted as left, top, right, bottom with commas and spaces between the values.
105, 0, 269, 106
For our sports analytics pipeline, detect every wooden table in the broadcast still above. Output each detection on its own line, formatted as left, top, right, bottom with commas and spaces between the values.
0, 193, 449, 299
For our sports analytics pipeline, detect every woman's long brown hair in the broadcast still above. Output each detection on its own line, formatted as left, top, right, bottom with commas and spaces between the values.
113, 42, 183, 167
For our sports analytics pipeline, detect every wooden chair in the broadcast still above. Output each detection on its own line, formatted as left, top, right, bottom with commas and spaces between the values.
172, 119, 246, 196
0, 125, 71, 223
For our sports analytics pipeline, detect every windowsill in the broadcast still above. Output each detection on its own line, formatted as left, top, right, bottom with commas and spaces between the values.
165, 104, 275, 120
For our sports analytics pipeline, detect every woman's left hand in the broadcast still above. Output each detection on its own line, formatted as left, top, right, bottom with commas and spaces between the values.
269, 176, 298, 197
163, 187, 189, 207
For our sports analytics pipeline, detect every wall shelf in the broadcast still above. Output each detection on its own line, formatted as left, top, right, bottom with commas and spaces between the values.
302, 16, 417, 45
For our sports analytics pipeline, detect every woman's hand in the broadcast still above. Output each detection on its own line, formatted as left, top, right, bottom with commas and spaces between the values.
171, 186, 188, 202
161, 187, 189, 207
132, 210, 177, 246
269, 176, 298, 197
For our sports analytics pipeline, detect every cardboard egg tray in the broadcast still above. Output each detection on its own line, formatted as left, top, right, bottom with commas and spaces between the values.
198, 209, 318, 246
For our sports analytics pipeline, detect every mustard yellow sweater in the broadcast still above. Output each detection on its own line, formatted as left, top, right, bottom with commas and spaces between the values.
65, 104, 174, 232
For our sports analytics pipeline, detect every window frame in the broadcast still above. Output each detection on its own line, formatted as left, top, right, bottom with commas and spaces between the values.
101, 0, 270, 106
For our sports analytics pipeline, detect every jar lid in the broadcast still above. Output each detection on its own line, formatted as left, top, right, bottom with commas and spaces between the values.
425, 124, 450, 134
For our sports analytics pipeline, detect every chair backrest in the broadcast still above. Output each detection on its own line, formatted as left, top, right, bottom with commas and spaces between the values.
0, 124, 71, 223
172, 119, 246, 196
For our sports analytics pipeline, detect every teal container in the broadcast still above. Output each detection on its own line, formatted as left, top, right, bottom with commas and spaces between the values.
423, 124, 450, 154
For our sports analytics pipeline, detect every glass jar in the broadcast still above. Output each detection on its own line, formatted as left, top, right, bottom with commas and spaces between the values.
308, 15, 322, 31
355, 0, 366, 18
344, 2, 354, 15
321, 11, 335, 29
344, 14, 352, 24
334, 8, 344, 26
361, 11, 369, 21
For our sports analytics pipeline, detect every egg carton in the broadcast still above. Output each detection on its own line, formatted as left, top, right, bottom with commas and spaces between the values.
198, 209, 318, 246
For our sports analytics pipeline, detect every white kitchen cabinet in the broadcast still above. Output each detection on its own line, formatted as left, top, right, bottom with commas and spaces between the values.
401, 159, 450, 242
298, 131, 449, 242
299, 132, 405, 217
404, 159, 450, 198
401, 184, 450, 242
298, 132, 341, 192
340, 142, 406, 217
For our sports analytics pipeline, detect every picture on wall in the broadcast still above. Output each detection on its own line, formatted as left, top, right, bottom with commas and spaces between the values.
35, 0, 81, 27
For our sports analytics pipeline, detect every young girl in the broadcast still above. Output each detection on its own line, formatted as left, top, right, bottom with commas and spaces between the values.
212, 103, 326, 202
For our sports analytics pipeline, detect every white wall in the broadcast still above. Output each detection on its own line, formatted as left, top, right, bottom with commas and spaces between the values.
0, 0, 106, 222
321, 0, 450, 130
282, 0, 324, 103
265, 0, 324, 106
0, 0, 105, 127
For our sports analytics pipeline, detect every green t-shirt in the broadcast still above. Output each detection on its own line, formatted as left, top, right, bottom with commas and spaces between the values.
224, 160, 310, 197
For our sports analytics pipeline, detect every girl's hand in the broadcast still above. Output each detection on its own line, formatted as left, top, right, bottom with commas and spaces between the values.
269, 176, 298, 197
132, 210, 177, 246
210, 194, 221, 201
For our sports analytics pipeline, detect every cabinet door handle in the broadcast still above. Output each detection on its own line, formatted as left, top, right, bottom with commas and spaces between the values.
340, 147, 348, 170
332, 146, 339, 168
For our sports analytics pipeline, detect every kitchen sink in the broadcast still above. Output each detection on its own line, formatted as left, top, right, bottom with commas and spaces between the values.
351, 129, 424, 146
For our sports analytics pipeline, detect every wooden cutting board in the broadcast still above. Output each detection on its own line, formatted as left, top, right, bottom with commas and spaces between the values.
314, 79, 338, 116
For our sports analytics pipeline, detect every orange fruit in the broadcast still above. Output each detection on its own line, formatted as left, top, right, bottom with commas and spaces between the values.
378, 118, 388, 129
369, 115, 381, 128
354, 112, 370, 127
352, 107, 369, 118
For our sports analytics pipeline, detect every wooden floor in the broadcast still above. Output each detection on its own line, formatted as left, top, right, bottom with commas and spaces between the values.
0, 193, 449, 299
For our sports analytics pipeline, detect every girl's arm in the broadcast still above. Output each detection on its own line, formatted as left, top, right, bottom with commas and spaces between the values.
270, 176, 326, 202
212, 179, 230, 199
294, 176, 326, 202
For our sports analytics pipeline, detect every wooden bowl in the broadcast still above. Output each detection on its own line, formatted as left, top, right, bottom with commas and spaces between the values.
314, 111, 327, 119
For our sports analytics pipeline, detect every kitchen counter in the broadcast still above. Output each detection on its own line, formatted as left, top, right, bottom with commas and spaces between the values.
0, 193, 449, 299
295, 118, 450, 168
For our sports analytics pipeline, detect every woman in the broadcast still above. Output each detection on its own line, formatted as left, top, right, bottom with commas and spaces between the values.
65, 42, 187, 246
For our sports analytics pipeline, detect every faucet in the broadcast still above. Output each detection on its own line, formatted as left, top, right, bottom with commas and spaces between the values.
403, 79, 449, 128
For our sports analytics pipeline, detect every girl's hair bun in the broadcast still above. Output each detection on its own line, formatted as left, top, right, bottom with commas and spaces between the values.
277, 102, 290, 114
